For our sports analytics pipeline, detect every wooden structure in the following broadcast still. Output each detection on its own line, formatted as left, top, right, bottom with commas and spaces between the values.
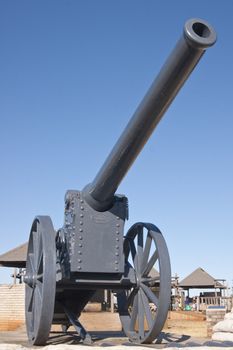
0, 243, 27, 268
179, 267, 227, 311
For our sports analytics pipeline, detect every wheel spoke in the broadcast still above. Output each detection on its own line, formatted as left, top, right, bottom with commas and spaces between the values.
27, 287, 35, 313
37, 234, 43, 273
30, 295, 35, 333
140, 283, 159, 306
141, 276, 160, 284
36, 280, 43, 302
141, 234, 152, 273
129, 239, 138, 273
37, 273, 43, 282
140, 288, 153, 328
34, 288, 41, 333
126, 288, 137, 309
130, 293, 138, 330
137, 226, 143, 274
142, 249, 158, 276
138, 290, 144, 339
28, 253, 36, 275
37, 251, 43, 275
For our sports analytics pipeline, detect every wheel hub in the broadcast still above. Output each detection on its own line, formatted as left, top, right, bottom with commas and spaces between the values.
24, 273, 37, 288
136, 274, 142, 288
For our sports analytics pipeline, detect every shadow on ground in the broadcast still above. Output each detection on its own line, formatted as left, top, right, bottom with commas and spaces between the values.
47, 330, 191, 347
1, 328, 233, 348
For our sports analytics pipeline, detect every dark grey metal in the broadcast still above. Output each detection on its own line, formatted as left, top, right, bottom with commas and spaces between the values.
63, 305, 93, 344
24, 18, 217, 346
84, 18, 216, 212
63, 190, 127, 274
117, 223, 171, 343
25, 216, 56, 345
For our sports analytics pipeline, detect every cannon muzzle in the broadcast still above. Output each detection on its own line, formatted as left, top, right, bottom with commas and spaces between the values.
84, 18, 216, 211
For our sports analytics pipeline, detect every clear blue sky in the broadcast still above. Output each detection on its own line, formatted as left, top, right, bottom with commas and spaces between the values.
0, 1, 232, 290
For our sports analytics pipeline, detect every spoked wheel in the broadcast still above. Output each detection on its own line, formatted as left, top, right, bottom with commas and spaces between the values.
24, 216, 56, 345
117, 222, 171, 344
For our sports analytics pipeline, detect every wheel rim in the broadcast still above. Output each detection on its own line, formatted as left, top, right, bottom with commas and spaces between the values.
25, 216, 56, 345
117, 222, 171, 343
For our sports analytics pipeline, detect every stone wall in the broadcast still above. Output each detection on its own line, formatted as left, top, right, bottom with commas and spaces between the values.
0, 284, 25, 331
206, 307, 226, 337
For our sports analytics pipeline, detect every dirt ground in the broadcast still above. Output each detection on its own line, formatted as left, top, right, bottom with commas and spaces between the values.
0, 312, 209, 347
79, 311, 208, 340
164, 319, 207, 339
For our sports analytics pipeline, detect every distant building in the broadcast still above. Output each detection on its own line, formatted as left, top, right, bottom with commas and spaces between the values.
0, 243, 27, 268
178, 267, 228, 311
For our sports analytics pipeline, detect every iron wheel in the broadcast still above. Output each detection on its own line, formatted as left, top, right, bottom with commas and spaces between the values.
117, 222, 171, 343
24, 216, 56, 345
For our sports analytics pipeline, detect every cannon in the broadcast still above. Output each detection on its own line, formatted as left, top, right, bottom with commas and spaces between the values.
24, 18, 216, 345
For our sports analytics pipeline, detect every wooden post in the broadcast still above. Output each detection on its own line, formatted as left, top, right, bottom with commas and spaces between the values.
197, 296, 200, 312
111, 291, 114, 313
13, 268, 17, 285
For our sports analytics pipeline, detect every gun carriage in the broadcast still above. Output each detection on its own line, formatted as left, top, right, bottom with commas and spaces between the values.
24, 18, 216, 345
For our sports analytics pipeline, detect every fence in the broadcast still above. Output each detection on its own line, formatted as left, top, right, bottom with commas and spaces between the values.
198, 296, 232, 312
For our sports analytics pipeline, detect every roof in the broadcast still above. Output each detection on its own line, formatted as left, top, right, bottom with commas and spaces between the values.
0, 243, 27, 268
179, 267, 225, 289
149, 267, 159, 278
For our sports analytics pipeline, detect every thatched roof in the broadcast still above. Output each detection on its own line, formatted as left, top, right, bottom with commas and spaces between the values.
179, 267, 225, 289
0, 243, 27, 268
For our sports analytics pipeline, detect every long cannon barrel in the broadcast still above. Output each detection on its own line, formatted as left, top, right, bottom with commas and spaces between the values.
84, 18, 216, 211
